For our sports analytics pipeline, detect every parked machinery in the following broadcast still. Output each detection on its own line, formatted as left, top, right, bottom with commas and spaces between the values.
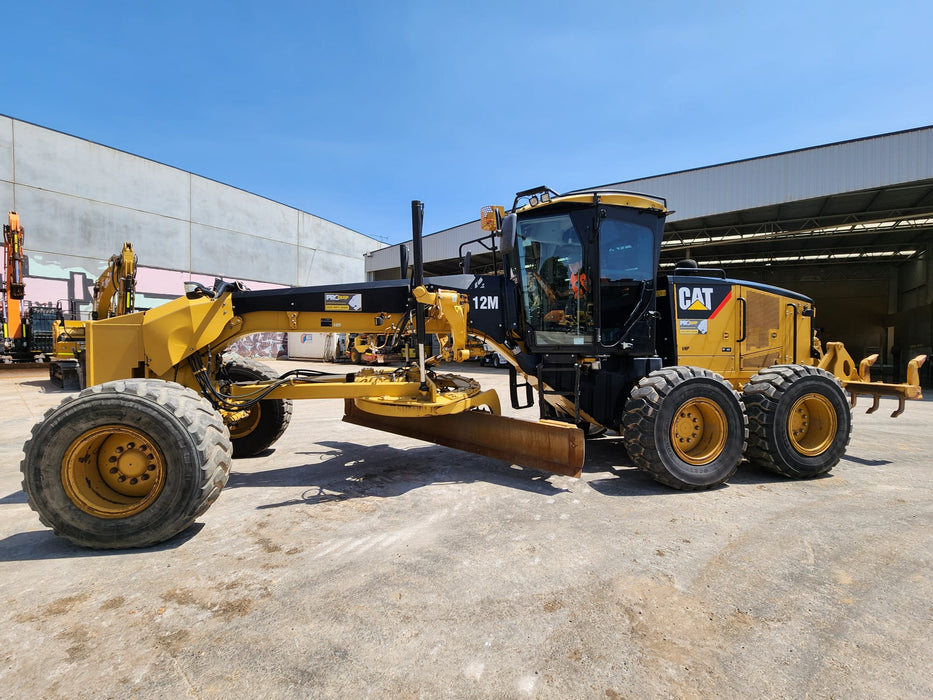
2, 211, 26, 359
346, 333, 404, 364
1, 212, 64, 363
20, 191, 925, 548
92, 242, 137, 319
50, 242, 137, 387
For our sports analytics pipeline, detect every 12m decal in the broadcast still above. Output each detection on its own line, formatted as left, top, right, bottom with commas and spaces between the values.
472, 295, 499, 310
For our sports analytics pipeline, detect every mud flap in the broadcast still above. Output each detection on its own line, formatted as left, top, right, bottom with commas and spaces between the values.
343, 400, 584, 477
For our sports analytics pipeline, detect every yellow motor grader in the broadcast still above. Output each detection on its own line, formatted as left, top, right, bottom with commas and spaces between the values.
20, 191, 925, 548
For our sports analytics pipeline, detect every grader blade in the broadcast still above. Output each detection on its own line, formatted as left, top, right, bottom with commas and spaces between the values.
343, 400, 584, 477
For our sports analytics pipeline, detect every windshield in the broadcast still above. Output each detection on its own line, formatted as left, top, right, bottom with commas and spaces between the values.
515, 211, 594, 347
514, 205, 660, 350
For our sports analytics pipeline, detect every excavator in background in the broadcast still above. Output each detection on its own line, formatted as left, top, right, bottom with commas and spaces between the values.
19, 190, 926, 550
49, 242, 137, 387
92, 241, 137, 319
1, 211, 26, 356
2, 211, 62, 363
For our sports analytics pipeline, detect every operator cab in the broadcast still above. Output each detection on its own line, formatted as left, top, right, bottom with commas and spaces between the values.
505, 187, 667, 356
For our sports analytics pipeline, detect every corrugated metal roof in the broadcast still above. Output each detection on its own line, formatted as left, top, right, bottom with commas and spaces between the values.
366, 125, 933, 273
367, 220, 483, 273
607, 126, 933, 222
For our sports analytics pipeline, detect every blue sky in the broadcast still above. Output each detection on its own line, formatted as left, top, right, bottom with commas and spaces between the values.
3, 1, 932, 244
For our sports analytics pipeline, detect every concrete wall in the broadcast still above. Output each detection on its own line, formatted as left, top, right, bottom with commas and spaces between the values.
1, 116, 381, 318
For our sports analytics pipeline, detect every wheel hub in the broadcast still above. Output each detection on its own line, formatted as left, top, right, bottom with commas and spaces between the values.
670, 398, 728, 466
62, 425, 165, 518
227, 404, 262, 439
788, 393, 837, 456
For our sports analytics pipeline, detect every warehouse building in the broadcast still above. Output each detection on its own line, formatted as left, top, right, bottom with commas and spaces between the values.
1, 116, 382, 356
1, 115, 382, 355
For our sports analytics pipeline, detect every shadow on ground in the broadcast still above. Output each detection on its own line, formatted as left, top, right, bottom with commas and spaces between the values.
5, 431, 869, 561
0, 524, 204, 562
226, 441, 573, 510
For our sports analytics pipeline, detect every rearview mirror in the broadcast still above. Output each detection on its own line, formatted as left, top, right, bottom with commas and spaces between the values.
499, 213, 517, 255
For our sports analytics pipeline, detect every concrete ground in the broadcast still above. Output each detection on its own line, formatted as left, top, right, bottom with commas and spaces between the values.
0, 360, 930, 699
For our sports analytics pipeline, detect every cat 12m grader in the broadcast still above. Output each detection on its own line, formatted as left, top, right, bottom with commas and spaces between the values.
20, 188, 926, 549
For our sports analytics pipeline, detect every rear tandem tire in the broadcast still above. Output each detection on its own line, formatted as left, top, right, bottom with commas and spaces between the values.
20, 379, 232, 549
622, 366, 748, 490
222, 355, 293, 458
742, 365, 851, 479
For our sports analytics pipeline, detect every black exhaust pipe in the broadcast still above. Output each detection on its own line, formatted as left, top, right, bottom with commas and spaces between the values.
411, 201, 428, 391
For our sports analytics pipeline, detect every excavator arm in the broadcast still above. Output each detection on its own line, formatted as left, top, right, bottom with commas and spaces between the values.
2, 212, 25, 347
92, 242, 136, 319
3, 211, 25, 301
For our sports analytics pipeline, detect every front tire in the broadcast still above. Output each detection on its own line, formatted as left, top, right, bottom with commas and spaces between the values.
20, 379, 232, 549
622, 367, 747, 490
742, 365, 851, 478
221, 355, 293, 458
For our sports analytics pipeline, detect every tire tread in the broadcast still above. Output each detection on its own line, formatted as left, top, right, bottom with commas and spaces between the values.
20, 379, 232, 549
222, 354, 293, 457
742, 364, 851, 478
622, 366, 747, 490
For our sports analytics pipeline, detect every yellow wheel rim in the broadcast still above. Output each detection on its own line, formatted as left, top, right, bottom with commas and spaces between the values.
670, 398, 728, 465
61, 425, 166, 519
228, 405, 262, 439
787, 393, 837, 456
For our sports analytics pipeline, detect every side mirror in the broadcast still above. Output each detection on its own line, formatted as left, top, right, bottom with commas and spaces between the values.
462, 251, 472, 274
499, 213, 517, 255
